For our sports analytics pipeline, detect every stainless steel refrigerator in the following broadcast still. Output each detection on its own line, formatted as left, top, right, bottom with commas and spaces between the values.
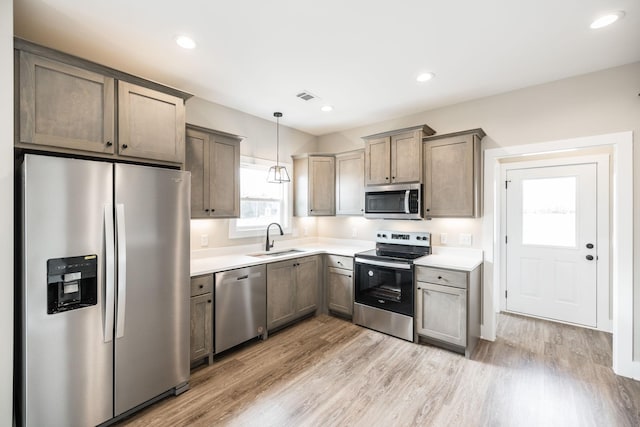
17, 154, 190, 426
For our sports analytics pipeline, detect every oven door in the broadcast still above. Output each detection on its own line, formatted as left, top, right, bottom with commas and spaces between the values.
354, 257, 414, 316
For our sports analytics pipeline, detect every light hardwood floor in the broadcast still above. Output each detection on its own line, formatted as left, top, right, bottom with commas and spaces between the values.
118, 313, 640, 426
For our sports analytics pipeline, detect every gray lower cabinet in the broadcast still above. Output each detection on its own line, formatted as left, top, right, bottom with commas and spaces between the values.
326, 254, 354, 316
423, 129, 485, 218
186, 124, 241, 218
267, 256, 320, 331
415, 265, 481, 358
190, 275, 213, 365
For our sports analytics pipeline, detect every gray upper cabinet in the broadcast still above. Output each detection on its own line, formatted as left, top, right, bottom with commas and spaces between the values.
335, 150, 364, 215
118, 81, 185, 164
363, 125, 435, 186
15, 39, 191, 165
363, 136, 390, 185
423, 129, 485, 218
19, 51, 115, 154
185, 124, 241, 218
294, 155, 335, 216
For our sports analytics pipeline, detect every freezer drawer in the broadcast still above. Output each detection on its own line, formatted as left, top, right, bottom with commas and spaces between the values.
215, 265, 267, 353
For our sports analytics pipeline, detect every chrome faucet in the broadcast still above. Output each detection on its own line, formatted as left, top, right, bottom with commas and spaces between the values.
265, 222, 284, 251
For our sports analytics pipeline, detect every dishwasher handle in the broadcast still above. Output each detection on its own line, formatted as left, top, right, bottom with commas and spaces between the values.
236, 275, 249, 281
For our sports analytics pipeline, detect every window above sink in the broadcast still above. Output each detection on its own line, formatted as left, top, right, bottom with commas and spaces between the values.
229, 156, 293, 239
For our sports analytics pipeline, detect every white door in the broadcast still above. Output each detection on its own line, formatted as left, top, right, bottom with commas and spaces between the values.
505, 163, 597, 327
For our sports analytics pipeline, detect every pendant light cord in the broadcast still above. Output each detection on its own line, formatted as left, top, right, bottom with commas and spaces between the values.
276, 115, 280, 167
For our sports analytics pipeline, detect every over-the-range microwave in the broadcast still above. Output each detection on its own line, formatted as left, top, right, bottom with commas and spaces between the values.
364, 183, 422, 220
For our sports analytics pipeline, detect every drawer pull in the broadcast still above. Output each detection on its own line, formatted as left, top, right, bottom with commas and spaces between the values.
199, 284, 204, 289
438, 276, 443, 280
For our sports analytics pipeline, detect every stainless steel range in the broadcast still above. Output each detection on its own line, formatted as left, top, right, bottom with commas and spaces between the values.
354, 230, 431, 341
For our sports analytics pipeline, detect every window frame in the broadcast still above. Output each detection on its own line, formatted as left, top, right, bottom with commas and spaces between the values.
229, 156, 293, 239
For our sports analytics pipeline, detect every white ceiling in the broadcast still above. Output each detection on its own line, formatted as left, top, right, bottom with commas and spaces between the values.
13, 0, 640, 136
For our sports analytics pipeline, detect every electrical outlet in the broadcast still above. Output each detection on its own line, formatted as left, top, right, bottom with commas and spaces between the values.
440, 233, 448, 244
459, 233, 472, 246
200, 234, 209, 247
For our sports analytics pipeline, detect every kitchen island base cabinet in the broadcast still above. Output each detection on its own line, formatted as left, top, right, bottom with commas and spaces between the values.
267, 256, 320, 331
416, 265, 481, 358
190, 275, 213, 366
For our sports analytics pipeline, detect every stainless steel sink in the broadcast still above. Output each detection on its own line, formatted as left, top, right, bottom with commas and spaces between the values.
248, 249, 306, 258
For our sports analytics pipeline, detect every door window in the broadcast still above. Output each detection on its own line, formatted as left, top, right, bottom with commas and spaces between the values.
521, 176, 576, 247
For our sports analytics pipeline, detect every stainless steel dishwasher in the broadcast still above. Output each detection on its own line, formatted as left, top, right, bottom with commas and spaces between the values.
214, 265, 267, 354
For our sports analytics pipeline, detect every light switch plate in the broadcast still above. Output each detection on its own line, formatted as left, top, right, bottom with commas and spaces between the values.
459, 233, 472, 246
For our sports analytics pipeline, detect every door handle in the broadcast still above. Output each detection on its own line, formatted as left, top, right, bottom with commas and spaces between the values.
586, 255, 594, 261
115, 203, 127, 339
586, 243, 594, 249
104, 204, 115, 343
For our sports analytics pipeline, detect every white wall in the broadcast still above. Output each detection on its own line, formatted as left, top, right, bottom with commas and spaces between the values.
317, 62, 640, 359
186, 98, 320, 250
1, 0, 13, 423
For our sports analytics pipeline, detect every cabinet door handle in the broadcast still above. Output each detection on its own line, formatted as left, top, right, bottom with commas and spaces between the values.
348, 275, 352, 278
106, 141, 113, 147
122, 144, 128, 149
211, 209, 215, 212
385, 177, 389, 180
207, 299, 212, 303
204, 209, 210, 212
437, 276, 443, 280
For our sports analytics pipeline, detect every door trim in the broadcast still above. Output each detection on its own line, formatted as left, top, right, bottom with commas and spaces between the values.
500, 155, 610, 332
482, 131, 636, 380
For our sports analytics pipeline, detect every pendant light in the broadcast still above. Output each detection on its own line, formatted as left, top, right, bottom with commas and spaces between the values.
267, 112, 291, 183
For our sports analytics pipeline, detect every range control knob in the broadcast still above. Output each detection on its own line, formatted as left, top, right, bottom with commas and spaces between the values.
377, 233, 381, 237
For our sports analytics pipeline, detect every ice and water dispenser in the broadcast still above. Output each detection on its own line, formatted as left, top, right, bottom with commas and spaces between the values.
47, 255, 98, 314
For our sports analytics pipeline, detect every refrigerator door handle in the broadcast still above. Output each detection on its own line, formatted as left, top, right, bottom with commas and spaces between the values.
115, 203, 127, 339
104, 204, 115, 343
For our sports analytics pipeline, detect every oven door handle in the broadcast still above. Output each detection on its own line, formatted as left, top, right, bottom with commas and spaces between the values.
404, 190, 410, 213
355, 257, 412, 270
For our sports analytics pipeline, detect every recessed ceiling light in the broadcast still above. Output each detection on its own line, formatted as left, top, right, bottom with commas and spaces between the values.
321, 105, 333, 112
416, 72, 435, 83
175, 35, 196, 49
590, 11, 625, 29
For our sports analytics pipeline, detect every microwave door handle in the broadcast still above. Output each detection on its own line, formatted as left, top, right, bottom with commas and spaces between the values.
404, 190, 410, 213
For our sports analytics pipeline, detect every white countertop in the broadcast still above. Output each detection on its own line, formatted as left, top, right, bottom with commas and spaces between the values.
191, 238, 374, 276
414, 246, 483, 271
191, 238, 483, 276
